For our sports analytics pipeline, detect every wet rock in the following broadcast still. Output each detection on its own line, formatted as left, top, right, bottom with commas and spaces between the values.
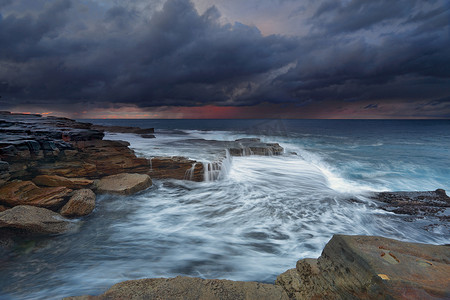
140, 134, 156, 138
0, 161, 10, 172
0, 161, 10, 186
41, 140, 60, 157
0, 181, 72, 210
0, 145, 18, 157
64, 276, 289, 300
94, 173, 152, 195
235, 138, 261, 143
230, 139, 284, 156
32, 175, 93, 189
60, 189, 96, 217
276, 235, 450, 299
62, 129, 104, 141
150, 156, 204, 181
0, 205, 72, 234
372, 189, 450, 219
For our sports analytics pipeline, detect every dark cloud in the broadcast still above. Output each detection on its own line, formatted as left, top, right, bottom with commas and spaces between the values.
0, 0, 449, 117
364, 104, 378, 109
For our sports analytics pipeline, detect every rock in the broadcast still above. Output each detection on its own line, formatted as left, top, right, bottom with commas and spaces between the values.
94, 173, 152, 195
140, 134, 156, 138
62, 129, 104, 141
60, 189, 96, 217
91, 125, 155, 134
230, 139, 284, 156
372, 189, 450, 219
0, 161, 9, 172
235, 138, 261, 143
0, 112, 150, 182
41, 140, 60, 157
73, 140, 150, 176
0, 160, 10, 186
38, 162, 98, 178
276, 235, 450, 299
0, 181, 72, 210
150, 157, 204, 181
33, 175, 93, 189
64, 276, 289, 300
0, 205, 9, 212
0, 205, 72, 234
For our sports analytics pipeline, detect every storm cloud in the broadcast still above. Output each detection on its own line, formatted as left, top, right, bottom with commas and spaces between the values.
0, 0, 449, 117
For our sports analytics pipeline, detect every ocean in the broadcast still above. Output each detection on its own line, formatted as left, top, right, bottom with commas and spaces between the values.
1, 119, 449, 299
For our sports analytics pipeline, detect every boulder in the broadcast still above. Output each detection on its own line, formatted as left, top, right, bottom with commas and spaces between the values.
0, 205, 72, 234
94, 173, 152, 195
0, 181, 72, 210
33, 175, 93, 189
60, 189, 96, 217
276, 235, 450, 299
64, 276, 289, 300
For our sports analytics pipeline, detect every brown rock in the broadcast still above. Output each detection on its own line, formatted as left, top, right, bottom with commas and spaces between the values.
33, 175, 93, 189
0, 205, 9, 212
73, 140, 151, 176
60, 189, 96, 217
150, 157, 204, 181
38, 162, 98, 178
0, 205, 72, 234
64, 276, 289, 300
276, 235, 450, 299
0, 181, 72, 210
94, 173, 152, 195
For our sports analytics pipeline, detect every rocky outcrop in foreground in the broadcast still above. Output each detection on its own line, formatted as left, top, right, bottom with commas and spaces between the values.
276, 235, 449, 299
66, 235, 450, 300
65, 277, 289, 300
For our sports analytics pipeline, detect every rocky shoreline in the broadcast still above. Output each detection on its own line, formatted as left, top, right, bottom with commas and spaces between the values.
1, 112, 449, 299
65, 235, 449, 299
0, 112, 288, 240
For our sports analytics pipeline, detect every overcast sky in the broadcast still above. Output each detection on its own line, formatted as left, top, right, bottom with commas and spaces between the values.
0, 0, 449, 118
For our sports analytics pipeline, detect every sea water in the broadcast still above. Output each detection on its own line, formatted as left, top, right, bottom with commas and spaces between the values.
1, 119, 449, 299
